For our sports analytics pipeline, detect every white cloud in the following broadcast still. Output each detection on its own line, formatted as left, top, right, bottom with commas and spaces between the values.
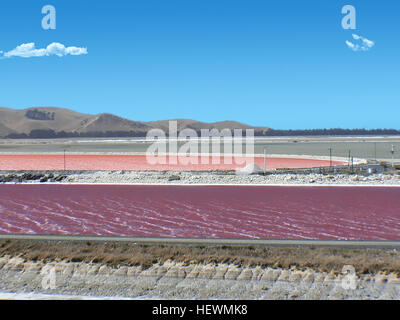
1, 42, 88, 58
362, 38, 374, 48
346, 34, 375, 52
346, 40, 358, 51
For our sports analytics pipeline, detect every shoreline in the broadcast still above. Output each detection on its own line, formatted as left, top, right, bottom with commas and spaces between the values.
2, 182, 400, 187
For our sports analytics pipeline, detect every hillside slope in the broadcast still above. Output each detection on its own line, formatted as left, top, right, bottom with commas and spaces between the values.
0, 107, 269, 138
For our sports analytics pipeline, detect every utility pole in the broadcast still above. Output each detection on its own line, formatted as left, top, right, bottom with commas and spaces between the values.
391, 145, 395, 169
348, 150, 351, 170
263, 147, 267, 175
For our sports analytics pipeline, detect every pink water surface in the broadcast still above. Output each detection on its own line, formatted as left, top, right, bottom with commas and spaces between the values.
0, 184, 399, 240
0, 154, 346, 171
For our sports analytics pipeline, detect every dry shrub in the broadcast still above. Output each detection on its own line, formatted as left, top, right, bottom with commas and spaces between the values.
0, 239, 399, 275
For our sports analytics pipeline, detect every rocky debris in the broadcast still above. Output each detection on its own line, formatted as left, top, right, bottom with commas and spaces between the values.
168, 174, 181, 182
0, 258, 399, 299
0, 172, 67, 183
59, 171, 400, 186
2, 256, 25, 271
0, 170, 399, 185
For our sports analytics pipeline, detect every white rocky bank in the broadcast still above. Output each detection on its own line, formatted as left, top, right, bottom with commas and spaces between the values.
63, 171, 400, 185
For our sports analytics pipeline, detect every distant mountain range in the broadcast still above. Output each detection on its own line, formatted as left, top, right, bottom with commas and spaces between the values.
0, 107, 399, 138
0, 107, 270, 138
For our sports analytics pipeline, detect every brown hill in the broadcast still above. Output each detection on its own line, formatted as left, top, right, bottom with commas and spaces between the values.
78, 113, 152, 133
147, 119, 255, 132
0, 107, 269, 138
0, 107, 90, 134
0, 121, 13, 137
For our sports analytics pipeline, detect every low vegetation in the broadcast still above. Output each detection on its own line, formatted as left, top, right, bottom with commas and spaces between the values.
0, 240, 399, 275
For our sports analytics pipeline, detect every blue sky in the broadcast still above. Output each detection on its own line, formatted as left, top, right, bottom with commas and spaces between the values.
0, 0, 399, 129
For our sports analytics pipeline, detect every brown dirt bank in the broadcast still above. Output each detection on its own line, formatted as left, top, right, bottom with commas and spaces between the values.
0, 240, 399, 275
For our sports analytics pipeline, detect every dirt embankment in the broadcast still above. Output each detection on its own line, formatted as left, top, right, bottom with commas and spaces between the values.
1, 240, 400, 299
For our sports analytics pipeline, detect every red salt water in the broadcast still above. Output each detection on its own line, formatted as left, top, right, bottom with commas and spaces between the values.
0, 184, 399, 240
0, 154, 346, 171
